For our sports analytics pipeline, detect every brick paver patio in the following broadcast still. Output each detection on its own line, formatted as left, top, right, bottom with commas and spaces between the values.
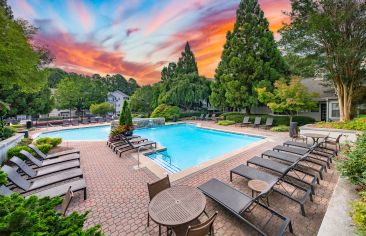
60, 121, 339, 235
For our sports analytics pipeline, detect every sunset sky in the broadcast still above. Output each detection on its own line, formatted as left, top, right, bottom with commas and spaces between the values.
9, 0, 291, 85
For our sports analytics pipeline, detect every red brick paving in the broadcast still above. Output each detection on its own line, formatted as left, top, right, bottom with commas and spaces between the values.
62, 121, 338, 236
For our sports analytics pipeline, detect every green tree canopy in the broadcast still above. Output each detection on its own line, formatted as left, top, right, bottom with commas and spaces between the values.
157, 42, 211, 110
210, 0, 289, 111
129, 85, 155, 114
0, 3, 49, 93
90, 102, 114, 116
256, 77, 318, 122
55, 76, 107, 115
279, 0, 366, 121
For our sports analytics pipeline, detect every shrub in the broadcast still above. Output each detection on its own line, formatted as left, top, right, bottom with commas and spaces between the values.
151, 104, 180, 121
0, 194, 102, 235
337, 132, 366, 186
90, 102, 114, 116
0, 171, 7, 185
20, 138, 33, 146
352, 191, 366, 235
119, 101, 133, 126
314, 115, 366, 131
35, 137, 62, 147
270, 125, 289, 132
218, 120, 236, 126
221, 112, 315, 126
36, 144, 53, 154
1, 126, 15, 139
7, 146, 34, 160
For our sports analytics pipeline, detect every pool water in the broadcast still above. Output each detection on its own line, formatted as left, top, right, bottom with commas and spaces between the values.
37, 125, 111, 140
38, 124, 262, 173
134, 124, 262, 172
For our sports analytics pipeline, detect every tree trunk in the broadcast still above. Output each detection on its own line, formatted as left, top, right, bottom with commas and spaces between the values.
336, 83, 352, 122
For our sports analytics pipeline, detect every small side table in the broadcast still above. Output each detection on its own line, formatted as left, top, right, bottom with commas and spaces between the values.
248, 179, 270, 206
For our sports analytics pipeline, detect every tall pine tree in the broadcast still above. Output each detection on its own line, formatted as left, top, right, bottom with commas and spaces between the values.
210, 0, 288, 111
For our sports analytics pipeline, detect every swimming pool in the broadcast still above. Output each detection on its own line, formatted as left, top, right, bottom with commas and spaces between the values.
37, 124, 263, 173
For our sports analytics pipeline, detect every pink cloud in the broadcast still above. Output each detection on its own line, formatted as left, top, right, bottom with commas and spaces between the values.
68, 1, 94, 31
14, 0, 37, 17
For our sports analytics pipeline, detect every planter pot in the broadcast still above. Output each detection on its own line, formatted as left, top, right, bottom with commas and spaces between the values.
123, 130, 133, 136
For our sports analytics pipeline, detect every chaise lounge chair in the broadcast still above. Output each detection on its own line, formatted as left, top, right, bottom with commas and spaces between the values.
198, 178, 293, 236
0, 179, 87, 199
203, 114, 210, 120
71, 119, 79, 126
107, 134, 141, 146
258, 117, 273, 129
247, 149, 319, 194
237, 116, 251, 127
10, 156, 80, 178
116, 137, 157, 157
29, 144, 80, 159
62, 119, 70, 126
252, 117, 262, 128
21, 150, 79, 167
2, 165, 83, 194
197, 114, 204, 120
230, 159, 313, 216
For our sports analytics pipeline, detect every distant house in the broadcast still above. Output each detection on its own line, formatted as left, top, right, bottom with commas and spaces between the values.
107, 91, 129, 115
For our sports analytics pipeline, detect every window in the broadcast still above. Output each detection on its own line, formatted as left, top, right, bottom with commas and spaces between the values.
331, 102, 340, 118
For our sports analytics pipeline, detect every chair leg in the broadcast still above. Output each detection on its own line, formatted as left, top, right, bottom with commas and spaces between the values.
288, 220, 294, 233
147, 213, 150, 227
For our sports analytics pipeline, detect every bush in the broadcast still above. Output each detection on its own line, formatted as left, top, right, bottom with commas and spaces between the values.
0, 171, 7, 185
7, 146, 34, 160
222, 112, 315, 126
90, 102, 114, 116
20, 138, 33, 145
270, 125, 289, 132
0, 193, 102, 235
35, 137, 62, 147
119, 101, 133, 126
1, 126, 15, 139
352, 191, 366, 235
314, 115, 366, 131
36, 144, 53, 154
337, 132, 366, 186
151, 104, 180, 121
218, 120, 236, 126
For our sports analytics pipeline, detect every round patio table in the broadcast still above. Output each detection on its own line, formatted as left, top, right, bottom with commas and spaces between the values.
148, 185, 206, 235
303, 133, 328, 144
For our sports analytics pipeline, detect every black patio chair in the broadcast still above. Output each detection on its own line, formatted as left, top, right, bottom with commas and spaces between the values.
10, 156, 80, 178
252, 117, 261, 128
20, 150, 79, 168
258, 117, 273, 129
28, 144, 80, 159
198, 178, 293, 236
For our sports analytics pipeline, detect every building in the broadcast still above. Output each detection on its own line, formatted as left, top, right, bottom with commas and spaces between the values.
107, 91, 129, 115
247, 78, 364, 121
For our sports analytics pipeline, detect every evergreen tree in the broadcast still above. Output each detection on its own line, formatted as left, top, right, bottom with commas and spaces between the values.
210, 0, 288, 111
176, 42, 198, 75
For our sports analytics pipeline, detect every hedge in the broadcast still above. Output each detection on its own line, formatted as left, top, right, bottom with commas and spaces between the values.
222, 112, 315, 126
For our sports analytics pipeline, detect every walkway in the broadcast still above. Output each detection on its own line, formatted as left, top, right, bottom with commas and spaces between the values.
58, 122, 338, 235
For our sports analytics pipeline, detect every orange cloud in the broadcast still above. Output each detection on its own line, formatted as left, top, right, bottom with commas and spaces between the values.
36, 33, 162, 85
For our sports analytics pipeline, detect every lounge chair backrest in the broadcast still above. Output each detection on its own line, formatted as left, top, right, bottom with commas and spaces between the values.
211, 114, 216, 118
243, 116, 249, 123
9, 156, 37, 177
0, 185, 13, 196
1, 165, 30, 191
266, 117, 273, 125
20, 150, 42, 167
29, 144, 47, 159
205, 114, 210, 119
185, 211, 218, 236
254, 117, 261, 125
147, 175, 170, 200
60, 186, 74, 216
199, 114, 204, 119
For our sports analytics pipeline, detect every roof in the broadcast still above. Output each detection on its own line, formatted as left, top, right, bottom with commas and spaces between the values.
300, 78, 338, 101
107, 90, 129, 98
